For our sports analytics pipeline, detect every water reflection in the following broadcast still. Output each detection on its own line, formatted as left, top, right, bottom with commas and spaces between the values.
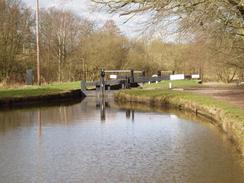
0, 98, 243, 183
0, 104, 83, 134
126, 109, 135, 122
97, 96, 135, 122
97, 96, 109, 122
0, 97, 119, 132
37, 109, 42, 137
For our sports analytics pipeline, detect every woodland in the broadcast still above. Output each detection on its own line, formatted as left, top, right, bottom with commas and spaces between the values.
1, 0, 244, 84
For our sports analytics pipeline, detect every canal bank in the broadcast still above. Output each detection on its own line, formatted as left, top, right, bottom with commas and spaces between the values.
0, 89, 85, 108
0, 82, 86, 108
115, 89, 244, 157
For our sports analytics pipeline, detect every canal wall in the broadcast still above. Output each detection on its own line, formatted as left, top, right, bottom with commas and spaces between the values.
0, 89, 86, 108
115, 91, 244, 157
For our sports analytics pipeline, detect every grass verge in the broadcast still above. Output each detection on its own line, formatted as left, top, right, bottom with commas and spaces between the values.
0, 81, 80, 99
143, 80, 200, 89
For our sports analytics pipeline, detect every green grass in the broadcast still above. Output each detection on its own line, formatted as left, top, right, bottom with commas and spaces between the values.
0, 81, 80, 99
131, 80, 244, 119
122, 88, 243, 117
143, 80, 200, 89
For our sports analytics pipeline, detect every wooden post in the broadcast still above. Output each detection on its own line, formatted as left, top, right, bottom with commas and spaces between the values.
131, 69, 134, 83
157, 71, 161, 83
142, 70, 145, 85
36, 0, 40, 85
82, 58, 87, 82
127, 77, 131, 89
157, 70, 161, 77
142, 70, 145, 77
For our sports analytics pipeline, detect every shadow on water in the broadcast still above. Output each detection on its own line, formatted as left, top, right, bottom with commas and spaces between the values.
0, 98, 84, 111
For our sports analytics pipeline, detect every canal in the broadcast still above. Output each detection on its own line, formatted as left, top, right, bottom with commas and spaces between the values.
0, 97, 243, 183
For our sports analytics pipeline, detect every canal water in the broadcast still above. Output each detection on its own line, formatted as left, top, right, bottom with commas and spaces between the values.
0, 97, 243, 183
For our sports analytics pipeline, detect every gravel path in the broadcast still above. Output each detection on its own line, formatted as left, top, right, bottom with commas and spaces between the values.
185, 86, 244, 109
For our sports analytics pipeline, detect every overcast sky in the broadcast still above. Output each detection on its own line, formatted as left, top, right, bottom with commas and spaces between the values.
22, 0, 149, 38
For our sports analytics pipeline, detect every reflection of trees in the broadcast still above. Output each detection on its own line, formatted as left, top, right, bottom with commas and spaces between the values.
0, 110, 35, 133
0, 99, 200, 134
0, 98, 118, 133
0, 103, 83, 133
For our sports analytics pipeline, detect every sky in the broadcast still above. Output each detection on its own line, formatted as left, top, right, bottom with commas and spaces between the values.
22, 0, 180, 42
22, 0, 149, 38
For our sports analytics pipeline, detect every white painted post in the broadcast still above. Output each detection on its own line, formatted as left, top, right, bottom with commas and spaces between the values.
169, 82, 172, 89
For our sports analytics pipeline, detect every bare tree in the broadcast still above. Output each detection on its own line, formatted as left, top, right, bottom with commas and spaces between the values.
40, 8, 87, 82
0, 0, 34, 84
